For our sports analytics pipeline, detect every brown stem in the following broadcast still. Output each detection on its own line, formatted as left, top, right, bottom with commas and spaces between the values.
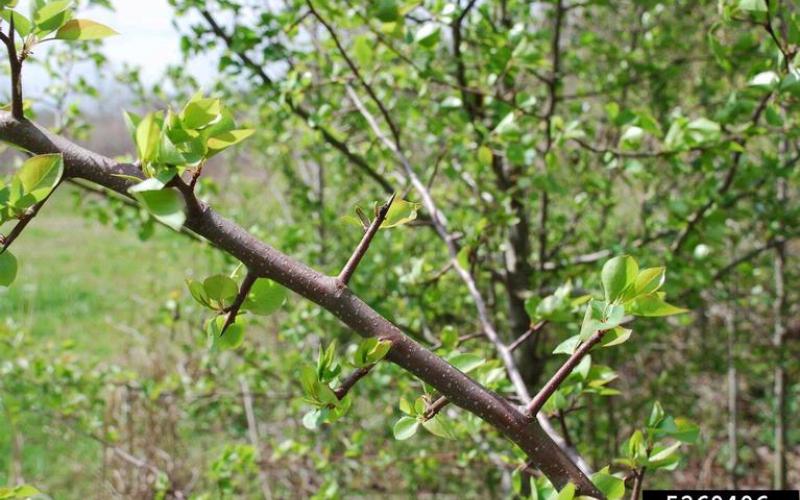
337, 193, 395, 285
1, 16, 24, 120
334, 365, 374, 400
220, 270, 258, 336
629, 468, 645, 500
526, 329, 607, 417
424, 395, 450, 420
509, 321, 547, 353
0, 186, 58, 254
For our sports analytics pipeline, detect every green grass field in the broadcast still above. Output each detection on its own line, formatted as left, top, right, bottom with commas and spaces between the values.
1, 188, 226, 497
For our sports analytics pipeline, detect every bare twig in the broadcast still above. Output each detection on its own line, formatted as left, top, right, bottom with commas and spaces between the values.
220, 270, 258, 336
629, 468, 646, 500
338, 193, 396, 285
423, 395, 450, 420
526, 329, 607, 417
0, 15, 24, 119
334, 365, 374, 399
0, 186, 58, 255
508, 321, 547, 353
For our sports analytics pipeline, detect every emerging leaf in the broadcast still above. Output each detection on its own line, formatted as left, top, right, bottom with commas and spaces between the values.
55, 19, 118, 40
0, 250, 18, 287
16, 153, 63, 203
393, 416, 420, 440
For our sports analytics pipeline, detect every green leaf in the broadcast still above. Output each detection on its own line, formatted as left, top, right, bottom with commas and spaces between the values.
244, 278, 286, 316
393, 416, 420, 440
648, 401, 665, 428
686, 117, 721, 144
1, 10, 32, 37
628, 293, 687, 317
414, 22, 440, 47
602, 326, 632, 348
477, 145, 493, 166
16, 153, 63, 202
633, 267, 666, 297
132, 188, 185, 231
352, 34, 373, 66
655, 416, 700, 444
580, 300, 624, 340
203, 274, 239, 308
555, 482, 575, 500
375, 0, 399, 22
591, 468, 625, 500
449, 353, 485, 373
381, 198, 419, 228
422, 414, 455, 439
0, 250, 18, 287
206, 315, 245, 350
648, 441, 682, 467
186, 278, 213, 308
181, 94, 222, 130
206, 128, 255, 156
33, 0, 72, 34
601, 255, 638, 302
553, 334, 580, 355
738, 0, 767, 12
136, 112, 161, 164
55, 18, 117, 40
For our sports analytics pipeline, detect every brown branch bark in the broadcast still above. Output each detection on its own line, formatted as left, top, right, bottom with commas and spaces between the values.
526, 329, 607, 417
338, 193, 395, 285
0, 112, 601, 496
333, 366, 374, 400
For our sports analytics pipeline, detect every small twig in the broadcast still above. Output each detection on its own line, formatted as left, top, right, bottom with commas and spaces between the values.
337, 193, 396, 285
220, 270, 258, 336
1, 15, 24, 120
333, 365, 374, 399
0, 187, 58, 255
629, 468, 646, 500
526, 329, 608, 417
508, 321, 547, 353
423, 395, 450, 420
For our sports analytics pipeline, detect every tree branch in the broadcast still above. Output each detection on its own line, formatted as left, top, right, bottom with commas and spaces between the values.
1, 15, 24, 120
526, 329, 607, 417
334, 365, 374, 400
508, 321, 547, 353
0, 111, 600, 496
338, 193, 395, 285
0, 186, 58, 254
220, 270, 257, 336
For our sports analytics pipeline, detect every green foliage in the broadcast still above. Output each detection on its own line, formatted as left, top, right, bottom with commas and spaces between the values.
616, 402, 699, 473
0, 485, 40, 499
0, 250, 18, 286
124, 94, 254, 229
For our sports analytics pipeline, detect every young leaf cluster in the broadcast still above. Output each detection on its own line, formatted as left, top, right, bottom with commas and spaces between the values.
0, 153, 64, 288
124, 94, 255, 230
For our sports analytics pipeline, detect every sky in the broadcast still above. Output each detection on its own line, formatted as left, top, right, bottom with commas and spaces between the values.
16, 0, 216, 98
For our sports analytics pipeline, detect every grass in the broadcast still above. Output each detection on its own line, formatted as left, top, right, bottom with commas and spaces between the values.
0, 188, 222, 360
0, 187, 226, 497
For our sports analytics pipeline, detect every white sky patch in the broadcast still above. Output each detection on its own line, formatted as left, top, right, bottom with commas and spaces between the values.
12, 0, 216, 98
